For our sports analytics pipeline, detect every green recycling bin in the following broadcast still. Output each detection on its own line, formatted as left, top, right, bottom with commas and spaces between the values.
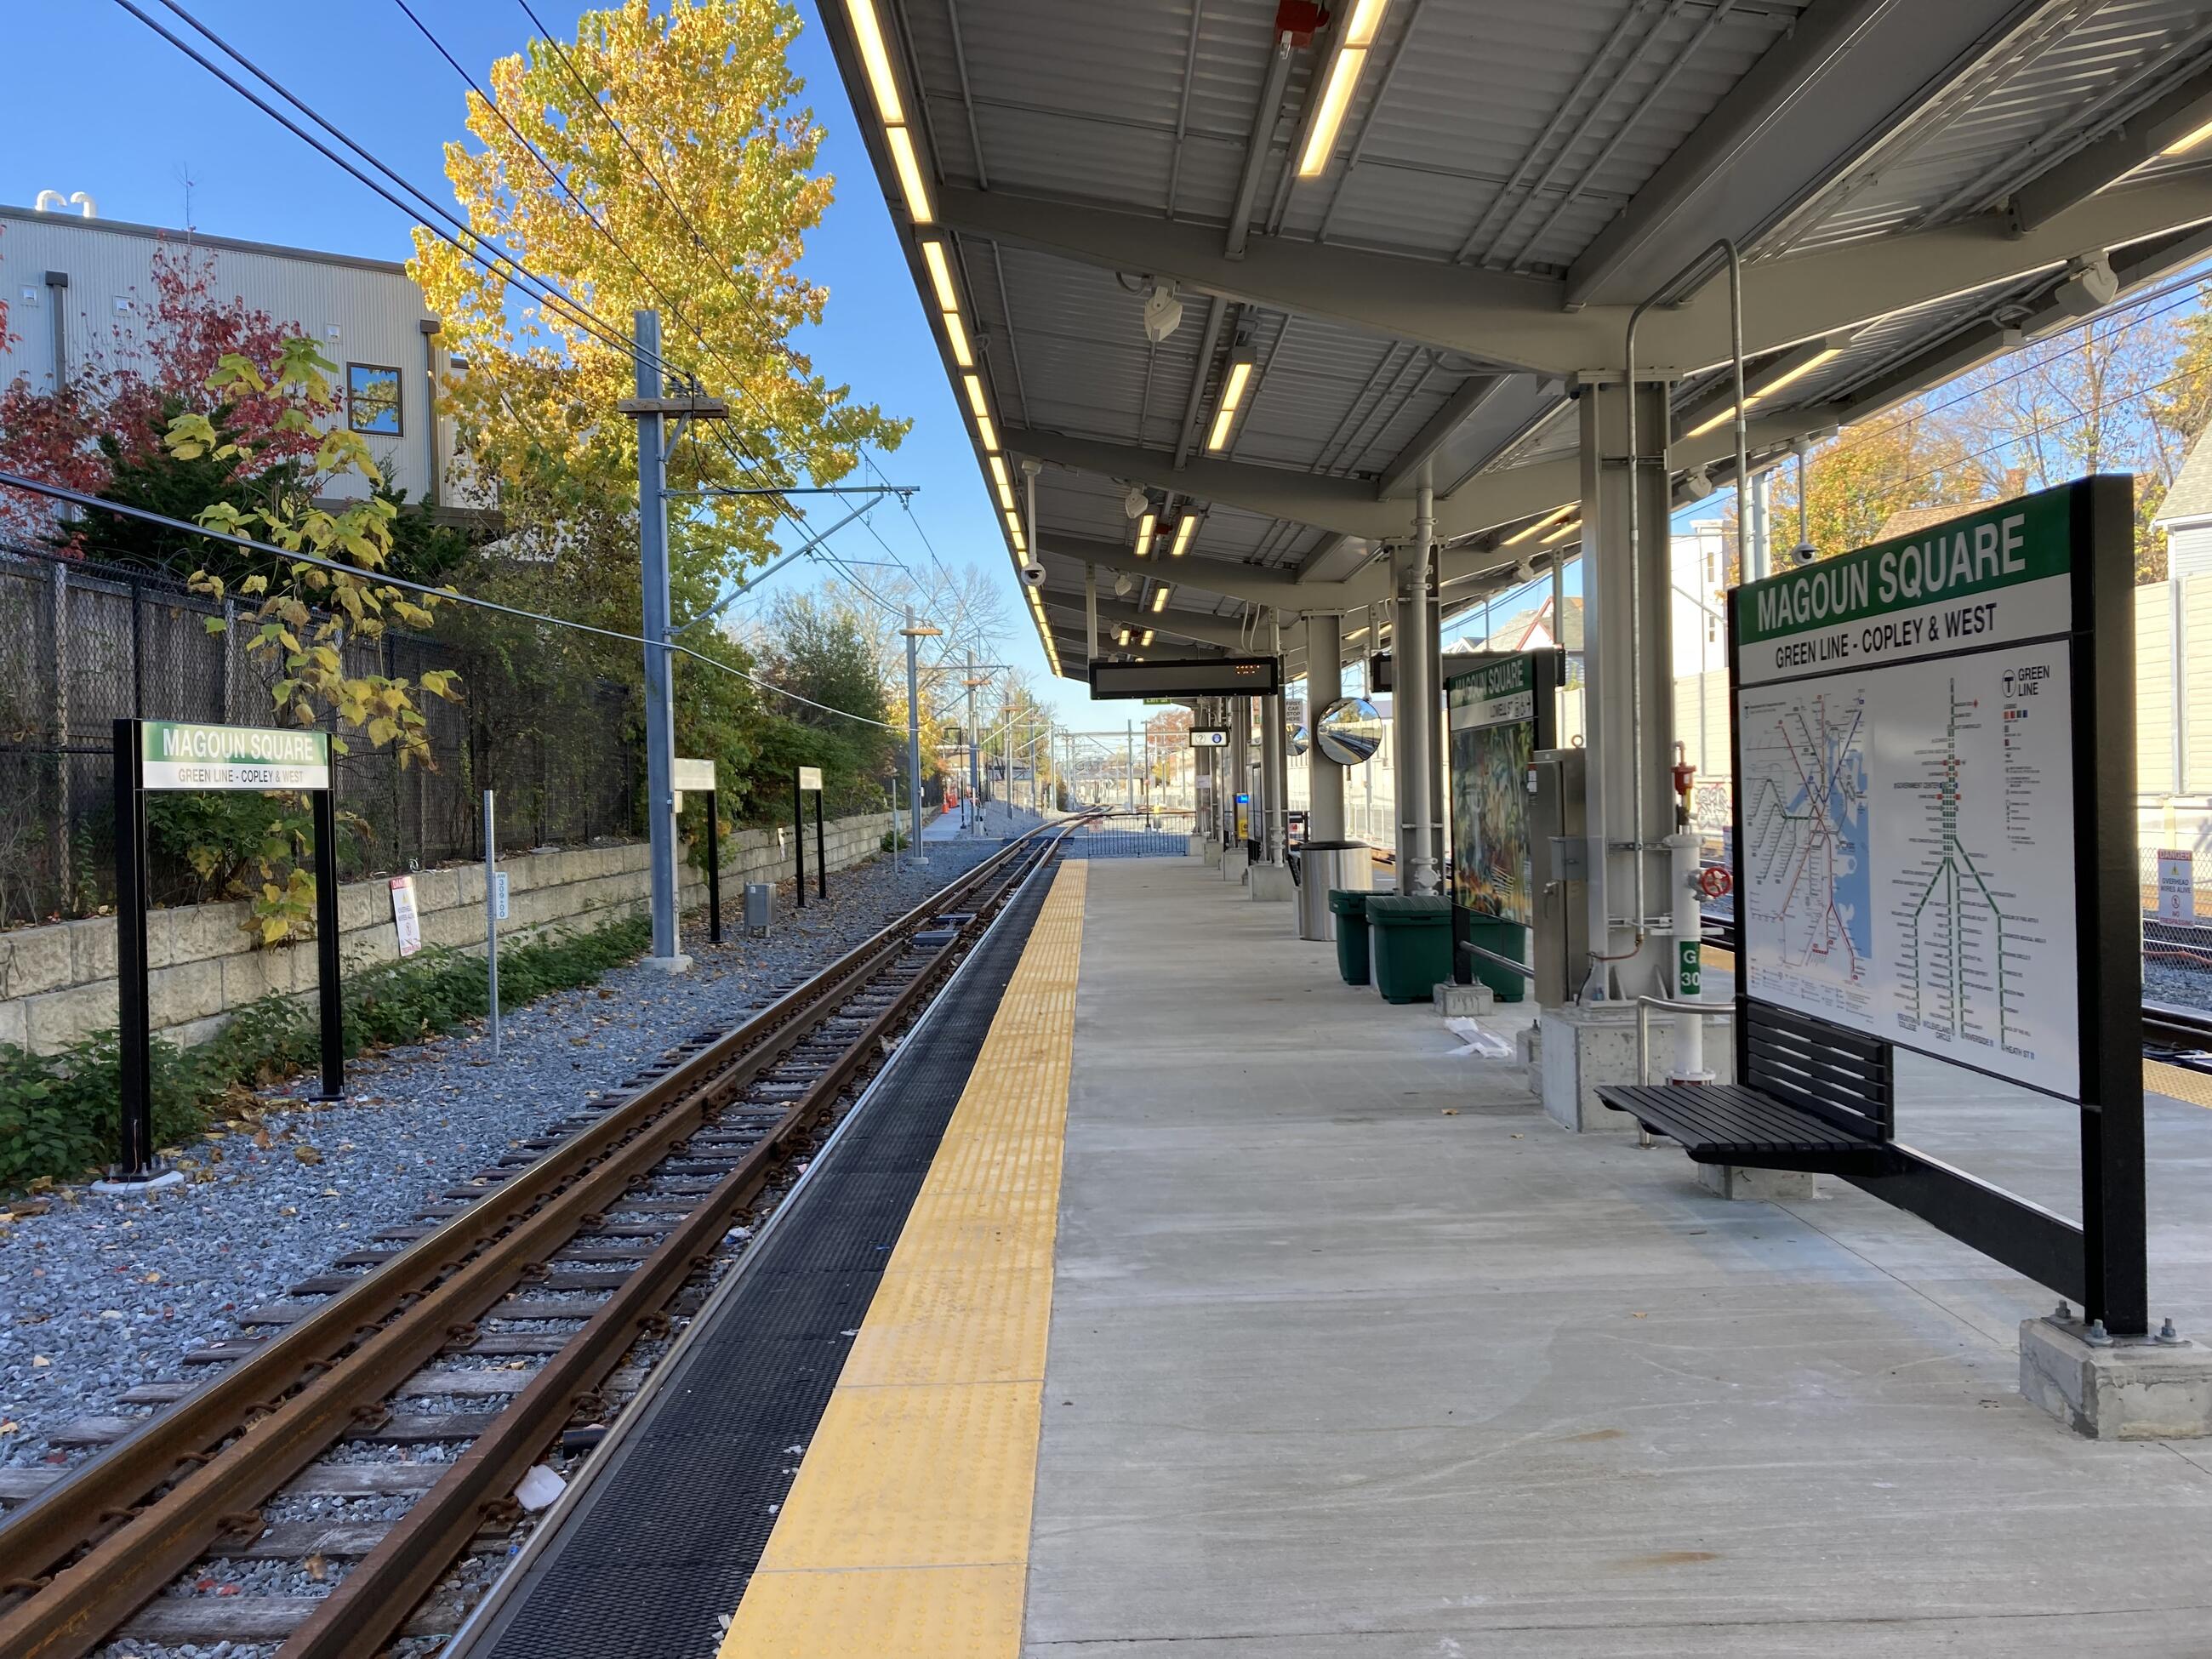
1463, 913, 1528, 1002
1365, 894, 1454, 1004
1327, 889, 1371, 986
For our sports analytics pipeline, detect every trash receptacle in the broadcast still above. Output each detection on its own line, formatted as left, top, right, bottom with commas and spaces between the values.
1327, 889, 1371, 985
1462, 913, 1528, 1001
1365, 894, 1454, 1004
1295, 841, 1368, 942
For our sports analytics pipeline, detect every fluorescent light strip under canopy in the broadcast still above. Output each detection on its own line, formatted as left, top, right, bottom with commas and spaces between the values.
1206, 357, 1256, 454
1170, 514, 1199, 557
1685, 346, 1842, 439
1297, 0, 1388, 179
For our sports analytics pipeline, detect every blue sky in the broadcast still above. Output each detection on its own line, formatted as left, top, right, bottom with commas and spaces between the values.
1, 1, 1138, 722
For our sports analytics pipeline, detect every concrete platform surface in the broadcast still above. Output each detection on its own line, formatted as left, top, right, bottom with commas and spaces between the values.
1027, 858, 2212, 1656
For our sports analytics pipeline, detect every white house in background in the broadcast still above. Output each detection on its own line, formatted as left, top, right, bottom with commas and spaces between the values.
2157, 423, 2212, 577
0, 201, 461, 506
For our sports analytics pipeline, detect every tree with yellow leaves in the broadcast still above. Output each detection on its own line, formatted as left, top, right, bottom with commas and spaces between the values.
412, 0, 904, 624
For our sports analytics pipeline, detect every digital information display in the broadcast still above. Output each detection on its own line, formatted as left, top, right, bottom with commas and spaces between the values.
1089, 656, 1280, 699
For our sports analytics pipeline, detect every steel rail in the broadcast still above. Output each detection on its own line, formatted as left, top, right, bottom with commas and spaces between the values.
275, 833, 1060, 1659
0, 822, 1071, 1657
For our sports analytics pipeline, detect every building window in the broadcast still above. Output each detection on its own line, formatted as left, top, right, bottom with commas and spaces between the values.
346, 363, 402, 436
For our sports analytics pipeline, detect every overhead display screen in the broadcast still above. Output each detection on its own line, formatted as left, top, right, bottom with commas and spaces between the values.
1089, 656, 1280, 699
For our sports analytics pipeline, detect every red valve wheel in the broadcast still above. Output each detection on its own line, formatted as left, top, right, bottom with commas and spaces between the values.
1697, 865, 1733, 900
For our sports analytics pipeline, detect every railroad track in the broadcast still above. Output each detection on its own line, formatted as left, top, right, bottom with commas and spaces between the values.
0, 822, 1073, 1658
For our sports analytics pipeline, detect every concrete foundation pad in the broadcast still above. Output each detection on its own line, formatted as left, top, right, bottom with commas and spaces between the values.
644, 953, 693, 975
1432, 981, 1494, 1017
1220, 847, 1249, 884
1539, 1001, 1734, 1133
2020, 1316, 2212, 1439
1188, 835, 1210, 858
1248, 864, 1295, 901
1697, 1162, 1821, 1202
1200, 841, 1222, 867
90, 1168, 186, 1196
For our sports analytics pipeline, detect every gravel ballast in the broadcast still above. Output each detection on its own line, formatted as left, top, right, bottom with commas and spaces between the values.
0, 839, 1008, 1467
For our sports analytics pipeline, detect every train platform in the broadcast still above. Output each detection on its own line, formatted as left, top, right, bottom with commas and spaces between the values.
470, 848, 2212, 1657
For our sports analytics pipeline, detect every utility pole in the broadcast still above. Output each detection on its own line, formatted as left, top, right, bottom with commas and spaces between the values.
902, 614, 941, 861
964, 652, 984, 836
1126, 720, 1136, 812
616, 311, 726, 972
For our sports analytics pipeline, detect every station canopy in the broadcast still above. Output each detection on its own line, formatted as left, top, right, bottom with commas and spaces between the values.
818, 0, 2212, 680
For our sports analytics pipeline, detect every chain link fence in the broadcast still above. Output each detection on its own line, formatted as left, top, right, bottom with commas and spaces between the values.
0, 543, 639, 926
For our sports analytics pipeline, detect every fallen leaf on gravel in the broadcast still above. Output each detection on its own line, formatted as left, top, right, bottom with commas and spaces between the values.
1441, 1109, 1460, 1116
99, 1309, 123, 1320
143, 1272, 161, 1283
253, 1129, 273, 1149
294, 1145, 322, 1166
216, 1583, 240, 1597
305, 1552, 328, 1582
0, 1421, 18, 1435
279, 1206, 299, 1217
322, 1189, 340, 1198
31, 1356, 49, 1368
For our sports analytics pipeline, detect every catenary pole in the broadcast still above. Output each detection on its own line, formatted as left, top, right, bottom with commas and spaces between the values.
632, 310, 685, 971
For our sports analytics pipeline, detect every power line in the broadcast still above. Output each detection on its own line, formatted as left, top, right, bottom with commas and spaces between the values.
1884, 362, 2200, 497
0, 472, 901, 731
120, 0, 668, 378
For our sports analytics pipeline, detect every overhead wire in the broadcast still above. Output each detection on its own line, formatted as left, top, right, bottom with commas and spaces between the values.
0, 473, 901, 729
123, 0, 682, 378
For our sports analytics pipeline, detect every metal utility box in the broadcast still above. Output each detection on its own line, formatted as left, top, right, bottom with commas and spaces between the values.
1527, 747, 1588, 1009
744, 881, 774, 937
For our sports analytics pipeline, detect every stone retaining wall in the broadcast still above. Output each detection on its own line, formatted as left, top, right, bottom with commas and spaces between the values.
0, 809, 904, 1054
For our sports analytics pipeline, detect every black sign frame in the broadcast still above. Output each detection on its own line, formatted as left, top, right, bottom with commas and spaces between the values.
1442, 650, 1562, 990
1725, 476, 2144, 1333
112, 717, 343, 1184
793, 768, 828, 909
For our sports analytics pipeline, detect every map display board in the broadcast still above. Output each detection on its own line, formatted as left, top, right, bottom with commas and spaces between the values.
1445, 653, 1555, 927
1730, 490, 2082, 1097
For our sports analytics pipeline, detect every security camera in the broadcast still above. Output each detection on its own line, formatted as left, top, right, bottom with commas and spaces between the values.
1020, 561, 1047, 588
1123, 485, 1149, 520
1790, 539, 1818, 567
1683, 465, 1714, 500
1113, 571, 1135, 598
1142, 284, 1184, 345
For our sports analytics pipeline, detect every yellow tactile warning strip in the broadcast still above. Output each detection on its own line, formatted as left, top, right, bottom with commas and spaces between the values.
1702, 947, 2212, 1112
2146, 1058, 2212, 1110
717, 859, 1086, 1658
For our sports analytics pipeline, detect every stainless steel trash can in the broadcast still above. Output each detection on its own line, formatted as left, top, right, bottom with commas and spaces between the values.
744, 881, 774, 937
1292, 841, 1368, 942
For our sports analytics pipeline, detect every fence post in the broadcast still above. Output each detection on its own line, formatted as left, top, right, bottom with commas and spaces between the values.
484, 790, 501, 1061
49, 561, 70, 915
129, 574, 145, 717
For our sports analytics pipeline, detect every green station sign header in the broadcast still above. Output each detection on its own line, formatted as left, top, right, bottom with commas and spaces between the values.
1731, 487, 2076, 686
140, 721, 331, 792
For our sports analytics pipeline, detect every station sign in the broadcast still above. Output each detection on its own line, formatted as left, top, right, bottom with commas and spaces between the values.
1189, 728, 1229, 747
390, 875, 423, 958
795, 765, 824, 792
1728, 490, 2084, 1096
141, 720, 329, 791
672, 756, 716, 792
1724, 475, 2147, 1336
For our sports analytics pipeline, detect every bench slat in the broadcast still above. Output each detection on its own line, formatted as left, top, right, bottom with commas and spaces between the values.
1595, 1081, 1898, 1176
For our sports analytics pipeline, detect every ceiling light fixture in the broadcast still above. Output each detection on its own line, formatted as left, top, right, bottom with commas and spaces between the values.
1541, 518, 1580, 545
962, 374, 989, 419
1685, 345, 1843, 439
943, 308, 973, 368
1170, 514, 1200, 557
1502, 505, 1575, 546
1141, 629, 1154, 647
1151, 584, 1171, 613
845, 0, 904, 123
2164, 114, 2212, 155
1134, 510, 1156, 559
921, 241, 959, 311
1206, 351, 1257, 453
1297, 0, 1388, 180
976, 413, 1000, 453
885, 120, 934, 225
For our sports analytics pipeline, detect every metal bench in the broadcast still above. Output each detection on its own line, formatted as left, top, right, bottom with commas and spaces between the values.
1597, 1001, 1900, 1177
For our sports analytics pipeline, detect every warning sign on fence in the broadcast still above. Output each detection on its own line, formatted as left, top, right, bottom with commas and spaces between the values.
2158, 850, 2195, 921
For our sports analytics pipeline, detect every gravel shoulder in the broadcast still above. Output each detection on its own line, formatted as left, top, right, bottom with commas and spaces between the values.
0, 840, 1005, 1465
